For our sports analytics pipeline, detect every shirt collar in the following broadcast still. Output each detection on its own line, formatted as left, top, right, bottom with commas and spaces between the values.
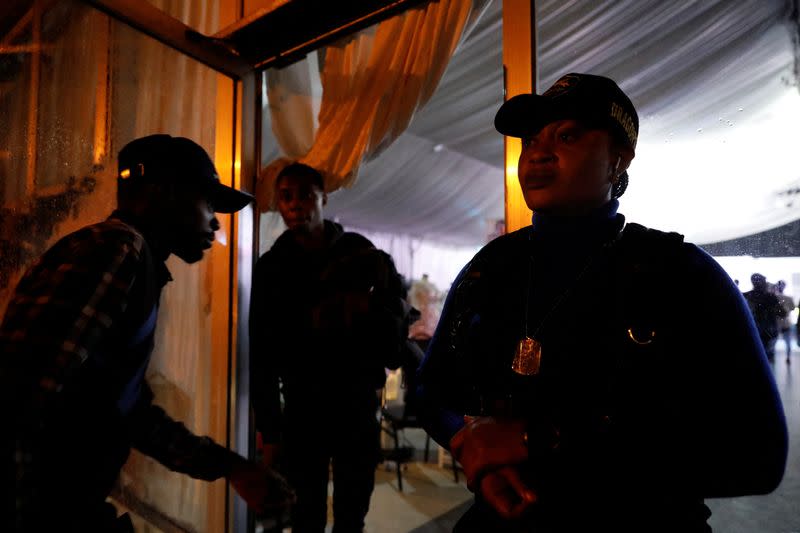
109, 210, 173, 287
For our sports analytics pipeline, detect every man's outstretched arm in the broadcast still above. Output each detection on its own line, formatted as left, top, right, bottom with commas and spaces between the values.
129, 389, 294, 513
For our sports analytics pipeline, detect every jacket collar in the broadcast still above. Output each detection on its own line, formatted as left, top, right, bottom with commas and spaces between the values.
109, 210, 173, 288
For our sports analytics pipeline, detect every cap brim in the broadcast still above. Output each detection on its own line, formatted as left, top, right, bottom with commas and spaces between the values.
210, 181, 254, 213
494, 94, 556, 138
495, 93, 610, 139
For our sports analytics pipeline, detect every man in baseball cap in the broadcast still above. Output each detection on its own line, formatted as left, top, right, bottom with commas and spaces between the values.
118, 134, 254, 214
417, 73, 787, 532
116, 134, 254, 264
3, 134, 288, 532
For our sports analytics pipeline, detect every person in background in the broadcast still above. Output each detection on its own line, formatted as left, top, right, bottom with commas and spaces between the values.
250, 162, 414, 533
775, 280, 795, 364
417, 73, 787, 532
1, 135, 293, 532
744, 273, 786, 363
408, 273, 441, 347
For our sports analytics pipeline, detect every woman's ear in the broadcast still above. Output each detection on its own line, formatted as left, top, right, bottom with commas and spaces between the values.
617, 148, 634, 175
609, 147, 634, 181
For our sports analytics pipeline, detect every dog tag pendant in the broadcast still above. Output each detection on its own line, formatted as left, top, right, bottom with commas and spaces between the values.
511, 336, 542, 376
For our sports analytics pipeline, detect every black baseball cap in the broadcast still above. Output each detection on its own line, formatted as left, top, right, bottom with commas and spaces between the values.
117, 134, 254, 213
494, 73, 639, 151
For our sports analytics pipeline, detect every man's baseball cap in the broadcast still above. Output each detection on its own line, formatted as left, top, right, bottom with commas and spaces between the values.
494, 73, 639, 151
118, 134, 254, 213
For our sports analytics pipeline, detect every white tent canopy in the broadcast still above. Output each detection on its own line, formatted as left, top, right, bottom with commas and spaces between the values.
262, 0, 800, 284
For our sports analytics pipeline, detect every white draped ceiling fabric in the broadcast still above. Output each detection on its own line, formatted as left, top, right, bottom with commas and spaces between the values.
256, 0, 488, 209
259, 0, 800, 285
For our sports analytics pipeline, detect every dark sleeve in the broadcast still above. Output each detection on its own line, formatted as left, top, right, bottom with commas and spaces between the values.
368, 249, 417, 371
325, 234, 415, 372
416, 262, 472, 448
1, 234, 142, 398
666, 244, 786, 497
130, 385, 239, 480
249, 254, 284, 444
774, 294, 788, 319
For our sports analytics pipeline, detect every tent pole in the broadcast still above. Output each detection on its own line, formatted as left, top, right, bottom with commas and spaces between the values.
502, 0, 537, 233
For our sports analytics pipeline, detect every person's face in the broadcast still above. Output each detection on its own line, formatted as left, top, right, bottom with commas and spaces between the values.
517, 119, 630, 214
275, 174, 326, 233
163, 185, 220, 264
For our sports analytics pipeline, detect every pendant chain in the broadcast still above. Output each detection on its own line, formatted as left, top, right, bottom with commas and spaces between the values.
523, 227, 625, 340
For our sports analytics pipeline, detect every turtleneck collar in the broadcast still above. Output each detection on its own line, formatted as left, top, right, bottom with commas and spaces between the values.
529, 199, 624, 250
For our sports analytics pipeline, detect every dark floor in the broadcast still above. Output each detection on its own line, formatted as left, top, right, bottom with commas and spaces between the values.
707, 347, 800, 533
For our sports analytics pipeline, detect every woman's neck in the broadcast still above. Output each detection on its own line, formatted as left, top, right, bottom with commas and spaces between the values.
530, 199, 622, 247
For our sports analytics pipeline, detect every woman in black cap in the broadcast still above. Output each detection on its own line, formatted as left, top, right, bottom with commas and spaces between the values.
417, 74, 787, 532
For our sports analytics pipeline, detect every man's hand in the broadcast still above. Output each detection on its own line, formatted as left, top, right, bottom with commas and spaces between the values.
229, 457, 294, 515
261, 442, 282, 468
449, 416, 529, 490
255, 432, 282, 468
479, 466, 537, 520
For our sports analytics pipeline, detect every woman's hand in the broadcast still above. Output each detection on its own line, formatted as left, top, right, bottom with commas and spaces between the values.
449, 416, 529, 489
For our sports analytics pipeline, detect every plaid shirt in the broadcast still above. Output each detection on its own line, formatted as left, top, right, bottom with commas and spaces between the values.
1, 212, 236, 529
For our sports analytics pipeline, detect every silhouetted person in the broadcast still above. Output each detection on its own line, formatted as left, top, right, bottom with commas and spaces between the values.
775, 280, 795, 363
744, 273, 786, 362
250, 162, 412, 533
417, 73, 787, 532
1, 135, 292, 532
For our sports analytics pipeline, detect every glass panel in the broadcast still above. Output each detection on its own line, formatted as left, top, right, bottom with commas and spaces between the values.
243, 0, 290, 20
143, 0, 224, 35
36, 2, 104, 190
0, 1, 236, 531
0, 2, 34, 292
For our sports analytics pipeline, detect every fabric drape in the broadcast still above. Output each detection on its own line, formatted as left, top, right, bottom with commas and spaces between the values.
259, 0, 800, 249
263, 51, 321, 160
257, 0, 483, 210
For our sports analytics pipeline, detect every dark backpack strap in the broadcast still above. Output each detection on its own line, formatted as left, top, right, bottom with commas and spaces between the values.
605, 222, 685, 417
615, 222, 685, 337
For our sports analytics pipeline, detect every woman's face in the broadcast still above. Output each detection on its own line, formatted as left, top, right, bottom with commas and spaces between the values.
518, 119, 626, 214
